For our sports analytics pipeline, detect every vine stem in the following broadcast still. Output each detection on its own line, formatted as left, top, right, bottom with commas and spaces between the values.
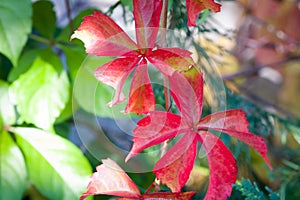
154, 0, 169, 192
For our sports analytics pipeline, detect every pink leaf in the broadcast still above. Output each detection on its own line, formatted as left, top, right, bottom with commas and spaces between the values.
197, 110, 272, 169
149, 48, 195, 76
124, 59, 155, 114
170, 70, 203, 125
94, 57, 140, 106
154, 132, 198, 192
126, 111, 189, 162
186, 0, 221, 26
80, 158, 140, 200
198, 132, 237, 200
133, 0, 163, 48
71, 11, 138, 56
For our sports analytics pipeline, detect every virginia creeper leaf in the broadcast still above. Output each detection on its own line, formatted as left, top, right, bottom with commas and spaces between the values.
0, 0, 32, 66
124, 59, 155, 114
186, 0, 221, 26
198, 132, 237, 200
11, 57, 69, 130
13, 127, 92, 200
197, 110, 272, 169
170, 70, 203, 125
149, 48, 195, 76
80, 158, 141, 200
0, 131, 27, 200
94, 57, 139, 106
33, 0, 56, 38
126, 111, 188, 161
0, 80, 16, 125
71, 11, 138, 56
154, 132, 198, 192
133, 0, 163, 48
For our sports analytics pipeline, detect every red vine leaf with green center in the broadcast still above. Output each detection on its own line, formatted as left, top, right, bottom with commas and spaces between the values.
186, 0, 222, 26
80, 158, 195, 200
71, 0, 195, 114
126, 69, 272, 199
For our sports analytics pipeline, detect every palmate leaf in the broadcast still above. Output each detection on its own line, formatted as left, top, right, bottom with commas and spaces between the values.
13, 127, 92, 200
0, 131, 27, 200
0, 0, 32, 66
127, 71, 272, 199
11, 57, 69, 130
72, 0, 195, 114
80, 158, 195, 200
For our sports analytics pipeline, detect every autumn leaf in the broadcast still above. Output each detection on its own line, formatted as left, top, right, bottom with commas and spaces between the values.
127, 70, 272, 199
80, 158, 195, 200
72, 0, 194, 114
186, 0, 221, 26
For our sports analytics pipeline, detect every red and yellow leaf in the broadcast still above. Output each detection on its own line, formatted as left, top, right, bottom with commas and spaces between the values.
149, 48, 195, 76
94, 57, 140, 106
154, 132, 198, 192
198, 132, 237, 200
80, 158, 140, 200
71, 11, 138, 56
133, 0, 163, 49
124, 59, 155, 114
126, 111, 189, 162
170, 70, 203, 125
186, 0, 221, 26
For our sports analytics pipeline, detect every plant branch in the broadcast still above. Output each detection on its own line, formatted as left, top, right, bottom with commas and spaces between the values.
64, 0, 74, 35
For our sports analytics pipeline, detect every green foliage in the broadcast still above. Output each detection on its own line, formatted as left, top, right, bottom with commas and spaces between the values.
0, 0, 32, 66
0, 131, 27, 200
33, 0, 56, 39
11, 57, 69, 130
234, 178, 279, 200
14, 127, 92, 200
0, 80, 16, 125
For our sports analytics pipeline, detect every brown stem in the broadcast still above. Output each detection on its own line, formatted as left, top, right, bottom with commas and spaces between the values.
64, 0, 74, 35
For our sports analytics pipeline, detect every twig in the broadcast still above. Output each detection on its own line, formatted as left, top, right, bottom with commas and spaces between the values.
222, 56, 300, 80
64, 0, 74, 35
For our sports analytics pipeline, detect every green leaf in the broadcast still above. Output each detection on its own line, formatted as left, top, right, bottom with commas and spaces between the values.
33, 0, 56, 38
73, 56, 133, 118
0, 130, 27, 200
11, 57, 70, 130
13, 127, 92, 200
0, 0, 32, 66
61, 45, 86, 81
234, 178, 267, 200
288, 124, 300, 144
0, 80, 16, 125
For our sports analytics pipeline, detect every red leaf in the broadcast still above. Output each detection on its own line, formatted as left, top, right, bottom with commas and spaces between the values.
94, 57, 140, 106
170, 70, 203, 125
126, 111, 189, 162
186, 0, 221, 26
149, 48, 195, 76
71, 11, 138, 56
154, 132, 198, 192
133, 0, 163, 49
197, 110, 272, 169
80, 158, 140, 200
197, 109, 249, 132
198, 132, 237, 200
124, 59, 155, 114
143, 191, 196, 199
